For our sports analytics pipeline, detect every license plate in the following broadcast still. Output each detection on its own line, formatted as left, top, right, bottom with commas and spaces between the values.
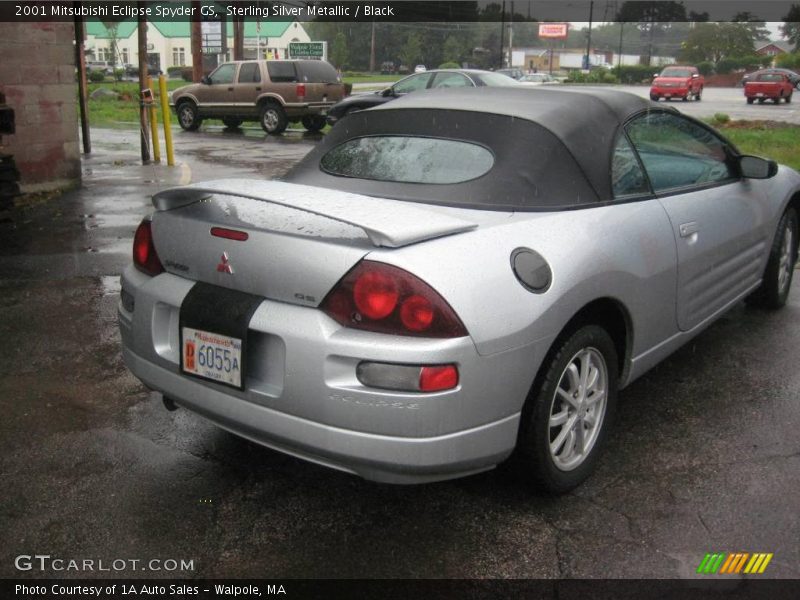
756, 93, 764, 97
182, 327, 243, 388
665, 93, 672, 97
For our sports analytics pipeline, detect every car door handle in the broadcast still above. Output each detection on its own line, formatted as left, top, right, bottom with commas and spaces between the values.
255, 87, 261, 91
679, 222, 699, 238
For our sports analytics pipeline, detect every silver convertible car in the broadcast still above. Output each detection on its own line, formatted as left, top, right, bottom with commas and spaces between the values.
119, 88, 800, 493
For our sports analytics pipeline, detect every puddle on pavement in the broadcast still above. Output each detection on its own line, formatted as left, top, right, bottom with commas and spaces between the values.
82, 214, 142, 229
84, 240, 131, 254
100, 275, 121, 296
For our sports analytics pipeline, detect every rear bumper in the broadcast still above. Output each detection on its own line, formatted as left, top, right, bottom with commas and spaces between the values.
650, 86, 690, 96
122, 345, 519, 483
118, 268, 532, 484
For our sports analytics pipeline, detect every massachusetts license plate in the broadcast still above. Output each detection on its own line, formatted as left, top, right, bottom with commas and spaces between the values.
182, 327, 243, 388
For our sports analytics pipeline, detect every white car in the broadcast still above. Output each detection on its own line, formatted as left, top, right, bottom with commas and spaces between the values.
518, 73, 559, 86
414, 65, 427, 73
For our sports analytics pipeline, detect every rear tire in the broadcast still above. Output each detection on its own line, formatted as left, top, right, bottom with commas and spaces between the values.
176, 101, 202, 131
259, 102, 287, 134
786, 93, 792, 104
746, 207, 798, 310
512, 325, 618, 494
695, 87, 703, 101
650, 94, 659, 101
301, 115, 326, 132
747, 97, 754, 104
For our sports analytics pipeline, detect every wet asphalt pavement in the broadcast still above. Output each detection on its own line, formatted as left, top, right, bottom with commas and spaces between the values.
1, 125, 798, 581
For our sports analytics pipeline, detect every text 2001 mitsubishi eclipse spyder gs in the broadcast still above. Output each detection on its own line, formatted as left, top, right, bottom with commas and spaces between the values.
120, 88, 800, 493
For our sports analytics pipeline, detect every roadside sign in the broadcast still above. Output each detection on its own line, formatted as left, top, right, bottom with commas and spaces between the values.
538, 23, 569, 39
288, 42, 327, 61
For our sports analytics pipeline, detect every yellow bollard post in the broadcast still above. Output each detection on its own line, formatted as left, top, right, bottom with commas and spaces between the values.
147, 76, 160, 162
158, 75, 175, 166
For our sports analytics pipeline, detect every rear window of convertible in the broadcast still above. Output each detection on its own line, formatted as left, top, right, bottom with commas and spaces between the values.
320, 136, 494, 184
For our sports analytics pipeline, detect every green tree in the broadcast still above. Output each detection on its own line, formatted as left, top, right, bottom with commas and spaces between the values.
732, 12, 771, 42
617, 1, 688, 65
679, 23, 760, 64
442, 35, 462, 64
330, 31, 348, 69
101, 21, 120, 68
400, 32, 424, 67
781, 4, 800, 51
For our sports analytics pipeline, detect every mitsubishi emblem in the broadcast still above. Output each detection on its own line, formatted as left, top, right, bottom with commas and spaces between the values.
216, 252, 234, 274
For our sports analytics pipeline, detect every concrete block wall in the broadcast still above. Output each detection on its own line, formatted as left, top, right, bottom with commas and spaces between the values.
0, 22, 81, 192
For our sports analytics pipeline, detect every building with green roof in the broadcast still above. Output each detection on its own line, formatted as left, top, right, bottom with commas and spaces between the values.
85, 19, 311, 71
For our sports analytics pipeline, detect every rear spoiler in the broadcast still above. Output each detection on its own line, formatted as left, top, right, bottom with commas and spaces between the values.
152, 179, 477, 248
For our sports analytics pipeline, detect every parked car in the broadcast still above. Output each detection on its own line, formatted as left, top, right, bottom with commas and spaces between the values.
518, 73, 559, 86
745, 72, 795, 104
120, 87, 799, 493
86, 61, 113, 74
650, 65, 704, 101
740, 68, 800, 91
414, 64, 427, 73
325, 69, 518, 126
497, 67, 525, 80
125, 64, 163, 77
169, 59, 345, 134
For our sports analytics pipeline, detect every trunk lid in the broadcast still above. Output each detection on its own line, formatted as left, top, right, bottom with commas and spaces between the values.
150, 180, 478, 307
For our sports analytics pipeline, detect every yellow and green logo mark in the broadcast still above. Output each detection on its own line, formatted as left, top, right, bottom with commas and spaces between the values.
697, 553, 773, 575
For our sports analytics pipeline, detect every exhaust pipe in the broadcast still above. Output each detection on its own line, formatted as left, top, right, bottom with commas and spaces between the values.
162, 395, 179, 411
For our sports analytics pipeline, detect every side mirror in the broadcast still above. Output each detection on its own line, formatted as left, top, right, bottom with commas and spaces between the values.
201, 75, 211, 85
740, 155, 778, 179
691, 73, 699, 78
381, 87, 395, 97
653, 73, 659, 78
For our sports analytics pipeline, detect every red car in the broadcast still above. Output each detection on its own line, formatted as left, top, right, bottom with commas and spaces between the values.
745, 72, 794, 104
650, 66, 704, 102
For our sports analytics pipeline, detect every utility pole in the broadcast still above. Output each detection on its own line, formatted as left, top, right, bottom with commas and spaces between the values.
137, 2, 149, 163
233, 18, 244, 60
369, 21, 376, 72
499, 1, 505, 68
191, 0, 203, 82
617, 22, 624, 71
73, 10, 90, 154
508, 1, 514, 69
585, 0, 594, 70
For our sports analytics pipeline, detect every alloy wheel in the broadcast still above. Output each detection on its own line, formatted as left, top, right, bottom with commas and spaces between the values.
548, 347, 608, 471
778, 223, 794, 295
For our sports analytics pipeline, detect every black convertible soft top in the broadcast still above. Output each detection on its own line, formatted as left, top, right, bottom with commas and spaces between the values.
285, 87, 671, 210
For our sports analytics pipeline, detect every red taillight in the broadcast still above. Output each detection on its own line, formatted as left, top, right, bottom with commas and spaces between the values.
297, 82, 306, 100
133, 219, 164, 276
419, 365, 459, 392
321, 261, 467, 338
210, 227, 249, 241
354, 270, 398, 319
400, 294, 434, 332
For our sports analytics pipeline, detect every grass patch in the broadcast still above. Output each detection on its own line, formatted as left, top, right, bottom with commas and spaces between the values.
342, 74, 402, 84
713, 120, 800, 171
85, 80, 189, 127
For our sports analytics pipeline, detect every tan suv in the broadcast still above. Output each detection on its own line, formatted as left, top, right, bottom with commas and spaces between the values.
170, 59, 345, 134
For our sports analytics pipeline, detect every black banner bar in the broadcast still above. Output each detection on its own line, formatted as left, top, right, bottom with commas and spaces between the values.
4, 579, 800, 600
2, 1, 800, 23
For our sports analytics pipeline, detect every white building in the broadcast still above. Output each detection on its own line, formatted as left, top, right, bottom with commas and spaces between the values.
85, 20, 311, 72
